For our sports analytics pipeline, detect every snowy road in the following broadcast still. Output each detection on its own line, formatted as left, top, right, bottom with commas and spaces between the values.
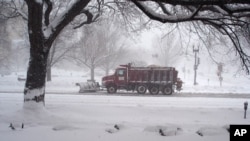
1, 90, 250, 98
48, 94, 249, 110
1, 92, 249, 109
76, 91, 250, 99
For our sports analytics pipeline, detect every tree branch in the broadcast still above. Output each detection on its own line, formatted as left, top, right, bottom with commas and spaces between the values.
157, 2, 171, 15
43, 0, 91, 46
134, 0, 250, 5
44, 0, 52, 26
73, 9, 96, 29
131, 0, 250, 73
190, 5, 203, 19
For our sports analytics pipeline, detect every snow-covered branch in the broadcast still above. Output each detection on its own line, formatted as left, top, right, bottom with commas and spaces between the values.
72, 9, 97, 29
131, 0, 250, 73
135, 0, 250, 5
43, 0, 91, 44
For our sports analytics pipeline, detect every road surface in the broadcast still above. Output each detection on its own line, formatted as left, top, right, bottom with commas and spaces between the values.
0, 92, 250, 109
1, 90, 250, 98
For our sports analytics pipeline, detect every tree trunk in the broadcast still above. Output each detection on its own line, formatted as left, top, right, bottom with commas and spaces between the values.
47, 65, 52, 82
90, 66, 95, 81
24, 44, 49, 105
23, 0, 91, 107
24, 1, 49, 106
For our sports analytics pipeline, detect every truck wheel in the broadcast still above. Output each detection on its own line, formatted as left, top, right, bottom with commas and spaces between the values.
137, 85, 147, 94
162, 86, 172, 95
107, 86, 117, 94
149, 86, 159, 95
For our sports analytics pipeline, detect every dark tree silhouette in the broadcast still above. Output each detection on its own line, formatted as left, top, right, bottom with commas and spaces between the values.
131, 0, 250, 73
23, 0, 92, 105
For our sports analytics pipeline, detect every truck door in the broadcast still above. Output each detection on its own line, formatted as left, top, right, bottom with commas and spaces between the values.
116, 68, 127, 86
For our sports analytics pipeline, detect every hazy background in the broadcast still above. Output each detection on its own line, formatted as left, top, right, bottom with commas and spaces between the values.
1, 16, 249, 88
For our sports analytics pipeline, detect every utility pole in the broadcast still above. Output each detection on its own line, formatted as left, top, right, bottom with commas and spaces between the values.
193, 45, 200, 85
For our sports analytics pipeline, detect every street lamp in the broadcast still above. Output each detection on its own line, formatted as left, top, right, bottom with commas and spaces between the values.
193, 45, 200, 85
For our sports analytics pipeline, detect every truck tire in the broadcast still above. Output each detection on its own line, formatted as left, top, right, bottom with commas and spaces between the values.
162, 86, 173, 95
107, 85, 117, 94
149, 86, 159, 95
137, 85, 147, 94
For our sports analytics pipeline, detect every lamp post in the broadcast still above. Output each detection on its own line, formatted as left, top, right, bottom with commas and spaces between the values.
193, 45, 200, 85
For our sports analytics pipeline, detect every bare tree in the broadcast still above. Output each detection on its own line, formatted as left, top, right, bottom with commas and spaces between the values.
100, 43, 127, 76
70, 25, 104, 81
153, 32, 183, 66
46, 26, 76, 81
22, 0, 96, 105
70, 20, 127, 80
0, 18, 11, 74
1, 0, 124, 106
0, 0, 24, 19
1, 0, 80, 82
131, 0, 250, 73
99, 20, 129, 75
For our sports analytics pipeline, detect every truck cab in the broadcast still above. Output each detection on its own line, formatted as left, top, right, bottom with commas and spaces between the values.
102, 67, 127, 93
115, 68, 127, 86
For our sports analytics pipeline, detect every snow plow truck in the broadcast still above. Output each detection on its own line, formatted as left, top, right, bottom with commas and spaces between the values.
102, 63, 182, 95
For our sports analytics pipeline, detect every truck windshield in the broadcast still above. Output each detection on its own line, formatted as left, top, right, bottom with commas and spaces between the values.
117, 69, 125, 76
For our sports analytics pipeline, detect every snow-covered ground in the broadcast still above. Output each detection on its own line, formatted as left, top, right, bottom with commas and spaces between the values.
1, 93, 249, 141
0, 69, 250, 141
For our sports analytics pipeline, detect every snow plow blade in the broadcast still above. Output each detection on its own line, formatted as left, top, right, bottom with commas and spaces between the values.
76, 80, 100, 93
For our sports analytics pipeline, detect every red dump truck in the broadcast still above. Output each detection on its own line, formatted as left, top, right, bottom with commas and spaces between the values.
102, 64, 182, 95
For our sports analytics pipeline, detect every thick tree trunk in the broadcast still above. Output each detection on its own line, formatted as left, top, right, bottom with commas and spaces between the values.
23, 0, 91, 107
24, 45, 49, 105
24, 1, 49, 106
